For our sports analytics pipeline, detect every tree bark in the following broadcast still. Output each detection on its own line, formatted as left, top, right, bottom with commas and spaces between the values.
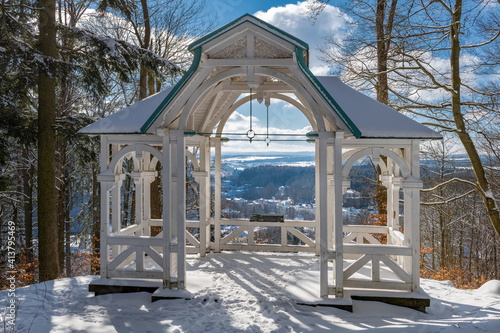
138, 0, 151, 100
65, 197, 71, 277
56, 139, 66, 271
374, 0, 397, 216
91, 163, 100, 275
449, 0, 500, 238
22, 147, 34, 260
38, 0, 60, 281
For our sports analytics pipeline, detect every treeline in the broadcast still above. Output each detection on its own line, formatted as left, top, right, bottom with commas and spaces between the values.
232, 165, 315, 188
230, 162, 384, 207
0, 0, 211, 286
231, 165, 315, 203
419, 141, 500, 287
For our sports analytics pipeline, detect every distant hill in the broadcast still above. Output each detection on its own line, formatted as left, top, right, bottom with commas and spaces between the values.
232, 165, 314, 187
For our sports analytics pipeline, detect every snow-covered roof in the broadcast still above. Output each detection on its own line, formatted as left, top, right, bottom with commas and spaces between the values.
80, 76, 441, 140
79, 14, 441, 141
79, 87, 173, 134
316, 76, 442, 140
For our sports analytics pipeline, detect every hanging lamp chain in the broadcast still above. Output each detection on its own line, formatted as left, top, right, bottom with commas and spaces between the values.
246, 87, 256, 142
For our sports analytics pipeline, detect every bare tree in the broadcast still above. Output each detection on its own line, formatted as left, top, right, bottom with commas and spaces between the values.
312, 0, 500, 238
388, 0, 500, 238
38, 0, 60, 281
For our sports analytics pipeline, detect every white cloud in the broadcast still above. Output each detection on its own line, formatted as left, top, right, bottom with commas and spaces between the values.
218, 111, 314, 153
254, 1, 349, 76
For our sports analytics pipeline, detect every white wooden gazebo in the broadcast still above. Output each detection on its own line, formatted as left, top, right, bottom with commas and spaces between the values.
80, 14, 441, 300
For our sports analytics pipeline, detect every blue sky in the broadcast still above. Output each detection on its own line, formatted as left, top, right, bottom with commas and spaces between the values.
209, 1, 297, 22
203, 1, 350, 152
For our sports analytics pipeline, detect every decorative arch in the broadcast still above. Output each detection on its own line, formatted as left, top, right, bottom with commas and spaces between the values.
342, 147, 411, 180
108, 144, 163, 174
214, 92, 318, 136
185, 150, 200, 172
174, 67, 327, 131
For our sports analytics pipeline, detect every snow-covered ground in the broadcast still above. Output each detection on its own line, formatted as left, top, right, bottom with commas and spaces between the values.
2, 252, 500, 333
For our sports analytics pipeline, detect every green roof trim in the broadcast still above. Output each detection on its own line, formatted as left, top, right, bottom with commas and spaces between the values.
295, 47, 362, 138
188, 14, 308, 52
140, 48, 202, 133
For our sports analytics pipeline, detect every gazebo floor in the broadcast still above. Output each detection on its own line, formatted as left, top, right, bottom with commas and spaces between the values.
89, 252, 430, 312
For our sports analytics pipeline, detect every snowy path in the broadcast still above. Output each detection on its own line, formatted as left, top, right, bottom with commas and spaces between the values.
2, 252, 500, 332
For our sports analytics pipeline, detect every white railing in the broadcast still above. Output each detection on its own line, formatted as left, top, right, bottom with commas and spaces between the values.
341, 224, 412, 290
104, 219, 412, 289
217, 219, 316, 252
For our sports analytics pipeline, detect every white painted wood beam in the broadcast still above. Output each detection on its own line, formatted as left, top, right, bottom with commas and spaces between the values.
318, 131, 333, 297
334, 131, 344, 297
214, 138, 222, 253
162, 135, 171, 288
159, 66, 214, 130
205, 58, 294, 67
222, 82, 295, 92
173, 130, 186, 289
203, 92, 240, 133
198, 89, 223, 133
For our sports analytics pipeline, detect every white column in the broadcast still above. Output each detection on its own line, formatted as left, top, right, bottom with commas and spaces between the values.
411, 140, 421, 292
198, 137, 210, 257
143, 152, 152, 230
99, 182, 111, 278
318, 131, 332, 297
111, 175, 123, 258
98, 136, 110, 278
174, 130, 187, 289
386, 177, 393, 246
162, 134, 171, 288
327, 144, 334, 250
314, 140, 321, 255
390, 177, 402, 246
214, 138, 222, 253
132, 173, 143, 226
143, 175, 152, 236
132, 172, 144, 271
333, 131, 344, 298
402, 140, 422, 292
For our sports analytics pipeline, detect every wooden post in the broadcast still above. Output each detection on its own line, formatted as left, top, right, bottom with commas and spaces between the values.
315, 140, 321, 255
402, 140, 422, 292
99, 136, 110, 278
318, 131, 331, 297
111, 175, 122, 258
334, 131, 344, 298
143, 152, 151, 236
198, 137, 210, 257
281, 225, 287, 248
327, 144, 334, 250
133, 174, 143, 226
143, 175, 151, 236
175, 130, 187, 289
99, 182, 111, 278
162, 134, 171, 288
410, 140, 421, 292
214, 138, 222, 253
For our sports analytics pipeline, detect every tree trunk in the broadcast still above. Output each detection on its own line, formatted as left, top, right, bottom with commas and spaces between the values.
494, 241, 498, 279
138, 0, 151, 100
65, 197, 71, 277
91, 163, 100, 274
38, 0, 60, 281
374, 0, 397, 216
449, 0, 500, 238
439, 213, 446, 268
22, 148, 34, 260
148, 72, 155, 96
56, 139, 66, 271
